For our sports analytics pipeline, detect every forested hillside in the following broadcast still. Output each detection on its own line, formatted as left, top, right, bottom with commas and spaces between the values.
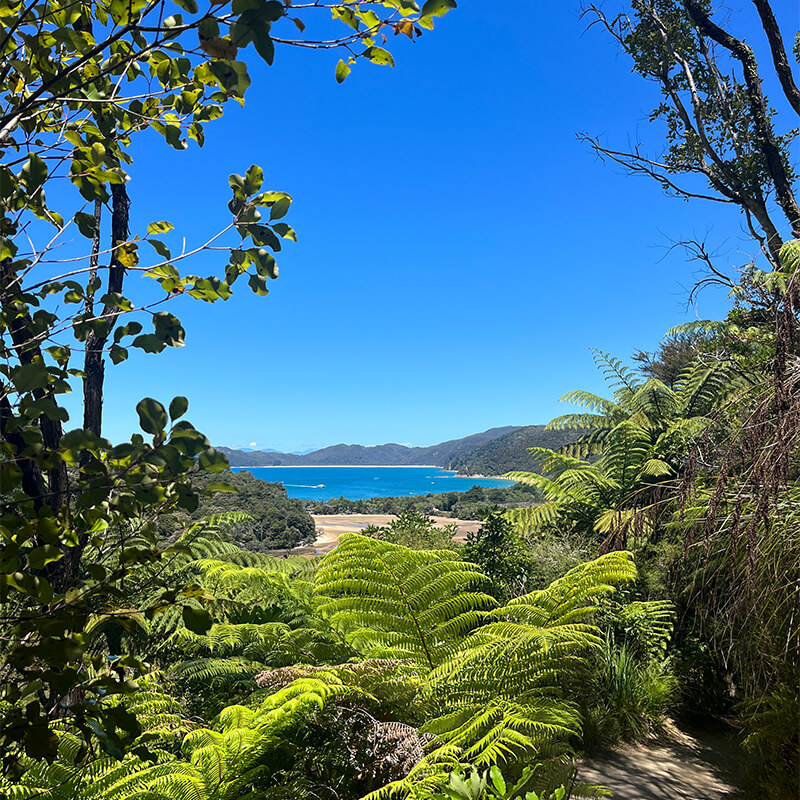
307, 482, 543, 519
445, 426, 583, 475
220, 426, 520, 468
220, 425, 580, 475
187, 471, 316, 551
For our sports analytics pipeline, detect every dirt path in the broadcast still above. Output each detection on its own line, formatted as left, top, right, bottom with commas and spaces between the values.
576, 724, 741, 799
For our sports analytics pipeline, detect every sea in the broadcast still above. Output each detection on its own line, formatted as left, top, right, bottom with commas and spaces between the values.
231, 466, 514, 501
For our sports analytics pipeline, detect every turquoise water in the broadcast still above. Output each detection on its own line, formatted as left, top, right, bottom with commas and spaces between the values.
231, 466, 514, 501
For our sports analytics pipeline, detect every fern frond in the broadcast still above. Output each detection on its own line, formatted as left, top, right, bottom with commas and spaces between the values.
424, 698, 580, 765
639, 458, 673, 478
314, 534, 495, 670
171, 657, 263, 686
504, 503, 561, 534
630, 379, 678, 425
664, 320, 725, 338
591, 349, 642, 395
553, 391, 623, 417
496, 552, 637, 627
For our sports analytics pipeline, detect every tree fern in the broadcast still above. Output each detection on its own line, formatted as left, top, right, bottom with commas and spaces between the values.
314, 534, 495, 669
503, 353, 738, 544
363, 553, 636, 799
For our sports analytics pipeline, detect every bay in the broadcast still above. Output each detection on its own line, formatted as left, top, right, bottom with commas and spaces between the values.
231, 466, 514, 501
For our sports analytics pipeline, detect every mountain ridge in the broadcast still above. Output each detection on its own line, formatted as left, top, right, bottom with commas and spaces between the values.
219, 425, 579, 474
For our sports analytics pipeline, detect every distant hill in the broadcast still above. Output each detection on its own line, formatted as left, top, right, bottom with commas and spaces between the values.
444, 425, 581, 476
219, 427, 518, 468
220, 424, 579, 476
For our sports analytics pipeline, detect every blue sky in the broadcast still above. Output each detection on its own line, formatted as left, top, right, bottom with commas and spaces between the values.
90, 1, 793, 451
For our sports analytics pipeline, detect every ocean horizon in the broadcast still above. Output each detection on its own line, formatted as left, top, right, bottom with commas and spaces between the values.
231, 466, 514, 501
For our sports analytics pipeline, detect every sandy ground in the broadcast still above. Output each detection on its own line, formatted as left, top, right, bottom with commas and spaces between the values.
304, 514, 481, 554
576, 722, 741, 799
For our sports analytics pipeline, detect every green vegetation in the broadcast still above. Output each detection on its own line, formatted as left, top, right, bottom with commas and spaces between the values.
2, 0, 799, 797
445, 427, 584, 477
188, 470, 316, 551
308, 482, 542, 519
362, 511, 459, 550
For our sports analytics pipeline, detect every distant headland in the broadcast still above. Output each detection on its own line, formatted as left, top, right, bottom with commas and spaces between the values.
220, 425, 581, 476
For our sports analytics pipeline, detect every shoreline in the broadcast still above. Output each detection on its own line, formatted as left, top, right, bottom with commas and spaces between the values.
232, 464, 442, 469
231, 465, 512, 481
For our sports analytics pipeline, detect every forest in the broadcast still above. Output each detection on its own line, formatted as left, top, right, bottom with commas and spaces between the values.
306, 482, 543, 521
1, 0, 798, 799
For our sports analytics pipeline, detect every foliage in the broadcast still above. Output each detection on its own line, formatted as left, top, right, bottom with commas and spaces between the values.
0, 0, 457, 767
186, 469, 316, 551
372, 551, 637, 799
582, 642, 677, 746
315, 533, 495, 668
632, 333, 706, 388
363, 511, 459, 550
431, 766, 572, 800
584, 0, 800, 789
504, 350, 740, 549
461, 512, 536, 601
2, 534, 648, 800
583, 0, 800, 265
309, 482, 543, 521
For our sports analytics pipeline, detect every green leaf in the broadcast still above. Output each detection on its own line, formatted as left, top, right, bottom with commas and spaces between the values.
259, 0, 285, 21
335, 58, 351, 83
204, 482, 238, 493
420, 0, 457, 22
24, 726, 59, 759
100, 292, 133, 312
113, 321, 143, 343
198, 16, 220, 40
199, 447, 228, 472
169, 396, 189, 420
269, 195, 291, 220
363, 46, 394, 67
27, 545, 64, 570
182, 605, 212, 634
252, 28, 275, 65
244, 164, 263, 194
153, 311, 185, 347
147, 238, 172, 259
248, 273, 270, 295
489, 766, 506, 795
74, 211, 98, 239
333, 6, 358, 29
20, 154, 48, 192
173, 0, 198, 12
272, 222, 296, 241
109, 345, 128, 364
136, 398, 167, 435
132, 334, 165, 353
147, 220, 174, 234
12, 361, 50, 393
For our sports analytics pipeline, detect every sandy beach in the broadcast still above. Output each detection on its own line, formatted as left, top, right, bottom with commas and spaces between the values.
305, 514, 481, 554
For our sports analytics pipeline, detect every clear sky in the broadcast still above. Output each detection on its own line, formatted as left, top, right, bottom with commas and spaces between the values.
90, 1, 794, 452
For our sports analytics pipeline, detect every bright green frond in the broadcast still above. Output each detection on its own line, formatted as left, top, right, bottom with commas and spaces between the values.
315, 534, 494, 669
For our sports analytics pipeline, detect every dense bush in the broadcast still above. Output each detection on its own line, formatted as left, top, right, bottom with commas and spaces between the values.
190, 470, 316, 551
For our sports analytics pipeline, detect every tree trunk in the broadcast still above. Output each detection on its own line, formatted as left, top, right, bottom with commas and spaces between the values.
82, 183, 130, 438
